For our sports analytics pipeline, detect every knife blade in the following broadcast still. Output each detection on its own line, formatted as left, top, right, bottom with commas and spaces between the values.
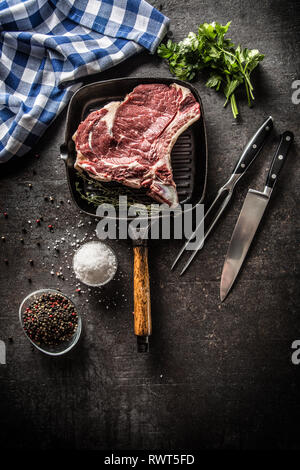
220, 130, 294, 302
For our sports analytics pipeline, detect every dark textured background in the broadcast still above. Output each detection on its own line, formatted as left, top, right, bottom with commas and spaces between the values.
0, 0, 300, 451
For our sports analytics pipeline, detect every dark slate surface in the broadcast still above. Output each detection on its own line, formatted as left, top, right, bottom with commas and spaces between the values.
0, 0, 299, 451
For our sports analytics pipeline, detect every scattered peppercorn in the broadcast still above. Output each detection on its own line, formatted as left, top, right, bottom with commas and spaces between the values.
1, 236, 5, 242
28, 278, 32, 283
20, 238, 24, 244
44, 196, 49, 201
49, 196, 54, 202
4, 259, 8, 265
22, 292, 78, 346
29, 259, 34, 265
36, 241, 41, 247
22, 228, 27, 234
28, 183, 32, 189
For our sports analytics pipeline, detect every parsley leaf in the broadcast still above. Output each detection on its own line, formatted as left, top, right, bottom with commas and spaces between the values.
157, 21, 264, 118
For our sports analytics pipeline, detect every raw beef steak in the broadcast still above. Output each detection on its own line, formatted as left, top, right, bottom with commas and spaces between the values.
73, 83, 200, 207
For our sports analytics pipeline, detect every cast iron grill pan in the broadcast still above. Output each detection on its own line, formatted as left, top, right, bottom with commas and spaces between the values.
62, 77, 208, 217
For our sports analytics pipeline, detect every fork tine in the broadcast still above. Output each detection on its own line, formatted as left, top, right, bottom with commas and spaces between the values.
171, 242, 190, 270
179, 249, 199, 276
179, 192, 233, 275
171, 189, 225, 271
171, 214, 206, 270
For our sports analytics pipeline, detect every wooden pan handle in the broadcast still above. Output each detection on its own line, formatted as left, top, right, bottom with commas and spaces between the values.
133, 244, 151, 352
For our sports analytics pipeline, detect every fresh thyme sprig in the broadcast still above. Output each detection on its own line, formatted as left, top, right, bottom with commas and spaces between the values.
75, 171, 154, 211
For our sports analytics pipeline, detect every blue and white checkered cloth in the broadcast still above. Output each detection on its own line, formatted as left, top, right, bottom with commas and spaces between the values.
0, 0, 169, 163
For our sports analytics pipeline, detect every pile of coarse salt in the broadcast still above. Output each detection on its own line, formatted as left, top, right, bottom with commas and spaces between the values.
73, 241, 117, 287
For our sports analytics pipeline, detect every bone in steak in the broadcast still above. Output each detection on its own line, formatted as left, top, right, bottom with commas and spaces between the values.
73, 83, 200, 207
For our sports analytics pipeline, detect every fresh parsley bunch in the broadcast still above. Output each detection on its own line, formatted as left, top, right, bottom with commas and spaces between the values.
158, 21, 264, 118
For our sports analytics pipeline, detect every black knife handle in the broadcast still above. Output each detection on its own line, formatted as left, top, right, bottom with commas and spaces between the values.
232, 116, 273, 174
265, 131, 294, 189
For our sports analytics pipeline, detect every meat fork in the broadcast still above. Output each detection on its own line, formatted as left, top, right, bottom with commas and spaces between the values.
171, 116, 274, 275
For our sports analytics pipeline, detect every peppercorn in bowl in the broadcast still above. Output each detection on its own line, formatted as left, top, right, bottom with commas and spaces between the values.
19, 289, 82, 356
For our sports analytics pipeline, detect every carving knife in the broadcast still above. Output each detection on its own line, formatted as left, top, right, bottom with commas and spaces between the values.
220, 130, 294, 302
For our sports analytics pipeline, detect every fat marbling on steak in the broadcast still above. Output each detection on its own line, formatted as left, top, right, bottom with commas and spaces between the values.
73, 83, 200, 207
